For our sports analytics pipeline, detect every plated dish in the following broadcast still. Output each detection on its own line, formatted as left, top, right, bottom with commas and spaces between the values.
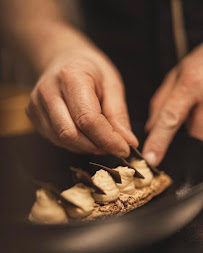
29, 155, 172, 224
2, 126, 202, 253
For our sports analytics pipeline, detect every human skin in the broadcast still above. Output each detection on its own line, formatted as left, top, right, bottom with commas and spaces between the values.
0, 0, 138, 157
1, 1, 202, 163
143, 44, 203, 166
26, 45, 139, 156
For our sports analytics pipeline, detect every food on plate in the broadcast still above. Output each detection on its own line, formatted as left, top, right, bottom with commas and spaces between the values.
61, 183, 95, 218
114, 166, 135, 194
91, 169, 120, 203
28, 188, 68, 224
28, 158, 172, 224
131, 158, 154, 187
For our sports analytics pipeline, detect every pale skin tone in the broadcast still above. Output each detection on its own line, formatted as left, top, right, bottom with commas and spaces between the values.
1, 0, 203, 165
143, 44, 203, 165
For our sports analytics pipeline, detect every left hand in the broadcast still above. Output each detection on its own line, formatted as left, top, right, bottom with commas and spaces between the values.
143, 43, 203, 167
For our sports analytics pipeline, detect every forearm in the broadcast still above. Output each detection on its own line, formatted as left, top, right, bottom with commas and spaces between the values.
0, 0, 93, 73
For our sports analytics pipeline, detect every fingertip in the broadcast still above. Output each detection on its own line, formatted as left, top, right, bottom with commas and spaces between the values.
142, 140, 164, 167
135, 137, 139, 147
115, 145, 130, 158
129, 140, 139, 149
143, 151, 158, 167
127, 136, 139, 148
127, 132, 139, 148
113, 123, 139, 148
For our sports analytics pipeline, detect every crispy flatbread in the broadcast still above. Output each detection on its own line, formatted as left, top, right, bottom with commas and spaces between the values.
79, 172, 172, 222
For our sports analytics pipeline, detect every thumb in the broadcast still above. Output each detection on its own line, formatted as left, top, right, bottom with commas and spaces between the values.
101, 76, 139, 148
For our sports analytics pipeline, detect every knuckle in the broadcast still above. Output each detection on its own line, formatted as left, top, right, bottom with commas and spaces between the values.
37, 83, 58, 108
59, 128, 78, 143
180, 68, 201, 90
59, 65, 76, 80
75, 112, 96, 131
37, 83, 48, 101
182, 77, 200, 90
160, 107, 180, 128
26, 95, 37, 117
59, 65, 70, 79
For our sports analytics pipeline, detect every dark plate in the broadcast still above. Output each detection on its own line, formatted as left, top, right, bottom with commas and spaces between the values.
1, 123, 203, 253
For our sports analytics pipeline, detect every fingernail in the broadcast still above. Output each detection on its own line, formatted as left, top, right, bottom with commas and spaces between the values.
144, 152, 157, 165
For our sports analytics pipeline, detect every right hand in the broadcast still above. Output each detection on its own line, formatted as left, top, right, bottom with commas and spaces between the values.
26, 45, 138, 157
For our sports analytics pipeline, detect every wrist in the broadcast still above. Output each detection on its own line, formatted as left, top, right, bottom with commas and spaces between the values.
16, 21, 96, 73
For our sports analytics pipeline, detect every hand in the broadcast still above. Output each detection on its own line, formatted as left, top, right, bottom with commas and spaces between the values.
143, 44, 203, 167
26, 46, 138, 157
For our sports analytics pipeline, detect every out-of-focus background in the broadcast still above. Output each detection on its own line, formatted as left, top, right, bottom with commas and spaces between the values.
0, 0, 82, 136
0, 0, 199, 136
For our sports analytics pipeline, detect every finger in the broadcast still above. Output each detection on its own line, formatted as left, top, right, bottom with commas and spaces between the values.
26, 91, 62, 147
186, 102, 203, 140
145, 68, 178, 132
143, 82, 196, 166
37, 82, 105, 154
101, 75, 139, 147
59, 68, 130, 157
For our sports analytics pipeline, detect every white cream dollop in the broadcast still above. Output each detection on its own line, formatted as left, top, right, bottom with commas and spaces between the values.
114, 166, 135, 194
92, 170, 120, 203
131, 159, 153, 188
28, 188, 68, 224
61, 183, 95, 218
